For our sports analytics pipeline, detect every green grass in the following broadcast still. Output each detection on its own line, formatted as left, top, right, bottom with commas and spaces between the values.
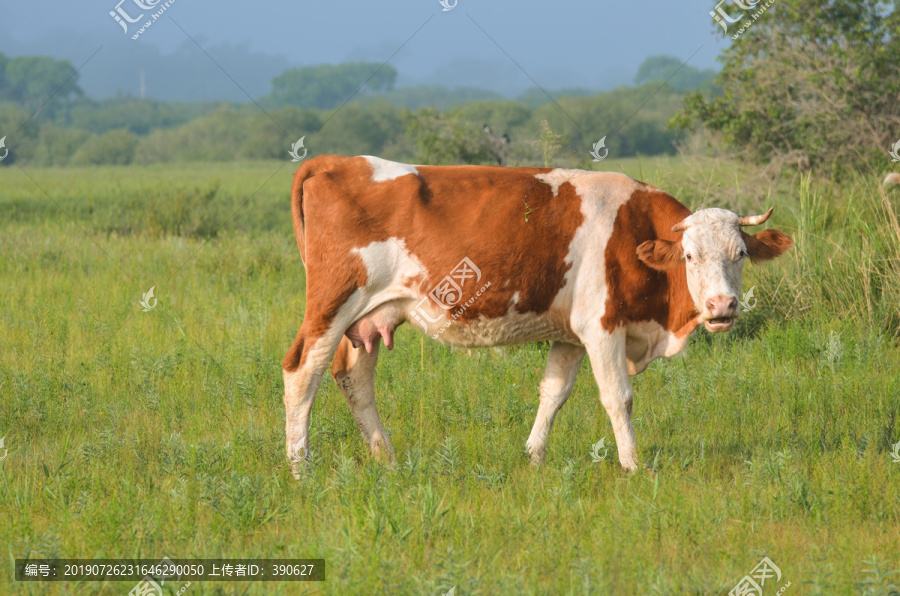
1, 161, 899, 594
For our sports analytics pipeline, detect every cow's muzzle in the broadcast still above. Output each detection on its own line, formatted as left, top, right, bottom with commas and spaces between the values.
704, 295, 738, 332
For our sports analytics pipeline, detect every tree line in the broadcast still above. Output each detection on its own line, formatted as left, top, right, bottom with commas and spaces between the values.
0, 52, 719, 167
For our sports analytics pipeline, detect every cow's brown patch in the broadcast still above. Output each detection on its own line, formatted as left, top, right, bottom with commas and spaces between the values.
284, 157, 587, 371
601, 188, 698, 336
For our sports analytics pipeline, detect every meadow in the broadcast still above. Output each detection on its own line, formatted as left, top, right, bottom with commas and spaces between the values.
1, 156, 899, 594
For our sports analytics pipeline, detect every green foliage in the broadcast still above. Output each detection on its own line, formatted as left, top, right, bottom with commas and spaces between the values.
63, 98, 218, 135
265, 62, 397, 110
634, 55, 718, 92
404, 107, 495, 165
674, 0, 900, 173
31, 125, 90, 167
69, 128, 139, 166
0, 53, 82, 117
0, 103, 38, 166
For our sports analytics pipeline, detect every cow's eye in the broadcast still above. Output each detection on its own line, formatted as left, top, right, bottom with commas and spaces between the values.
739, 249, 748, 259
684, 253, 693, 262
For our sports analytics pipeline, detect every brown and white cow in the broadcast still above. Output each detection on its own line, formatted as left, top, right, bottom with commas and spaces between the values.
282, 155, 793, 474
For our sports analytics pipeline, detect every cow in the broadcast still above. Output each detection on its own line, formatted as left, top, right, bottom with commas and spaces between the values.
883, 173, 900, 188
282, 155, 793, 475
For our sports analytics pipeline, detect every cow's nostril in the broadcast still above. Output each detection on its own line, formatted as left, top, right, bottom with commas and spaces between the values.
705, 299, 715, 312
728, 297, 737, 311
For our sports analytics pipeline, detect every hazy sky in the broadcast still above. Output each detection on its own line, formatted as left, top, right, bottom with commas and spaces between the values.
0, 0, 727, 100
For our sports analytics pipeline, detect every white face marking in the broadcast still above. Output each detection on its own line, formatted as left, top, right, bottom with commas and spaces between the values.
363, 155, 419, 182
678, 208, 746, 318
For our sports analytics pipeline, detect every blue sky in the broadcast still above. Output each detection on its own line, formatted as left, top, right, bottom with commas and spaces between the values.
0, 0, 726, 100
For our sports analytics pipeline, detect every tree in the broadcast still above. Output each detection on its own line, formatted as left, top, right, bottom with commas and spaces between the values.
0, 54, 83, 117
265, 62, 397, 110
673, 0, 900, 173
404, 108, 495, 165
70, 129, 139, 165
633, 55, 718, 92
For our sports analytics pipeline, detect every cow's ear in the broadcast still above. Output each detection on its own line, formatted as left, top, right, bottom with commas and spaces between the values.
637, 239, 683, 271
741, 229, 793, 263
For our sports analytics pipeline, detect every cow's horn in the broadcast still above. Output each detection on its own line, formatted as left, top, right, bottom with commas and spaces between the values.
671, 220, 689, 232
738, 207, 774, 227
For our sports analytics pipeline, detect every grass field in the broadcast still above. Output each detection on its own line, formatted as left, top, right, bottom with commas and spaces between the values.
1, 157, 900, 594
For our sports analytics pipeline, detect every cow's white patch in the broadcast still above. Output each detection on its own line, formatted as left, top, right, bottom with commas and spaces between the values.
363, 155, 419, 182
534, 169, 577, 196
551, 170, 643, 336
624, 320, 690, 375
350, 238, 425, 293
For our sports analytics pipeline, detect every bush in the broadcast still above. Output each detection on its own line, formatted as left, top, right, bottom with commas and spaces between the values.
69, 129, 139, 165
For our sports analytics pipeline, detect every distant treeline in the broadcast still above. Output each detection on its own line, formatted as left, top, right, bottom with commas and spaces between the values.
0, 53, 717, 167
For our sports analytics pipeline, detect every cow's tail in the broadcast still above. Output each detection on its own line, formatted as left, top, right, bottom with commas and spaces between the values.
290, 161, 316, 267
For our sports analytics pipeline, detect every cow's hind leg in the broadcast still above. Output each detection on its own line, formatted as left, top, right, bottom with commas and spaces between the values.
331, 336, 395, 461
282, 322, 346, 478
526, 341, 586, 464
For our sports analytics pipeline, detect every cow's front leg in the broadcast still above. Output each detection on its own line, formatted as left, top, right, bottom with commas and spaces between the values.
585, 329, 638, 471
526, 341, 586, 464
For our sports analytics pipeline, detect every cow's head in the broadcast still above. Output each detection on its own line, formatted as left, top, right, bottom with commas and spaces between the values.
637, 207, 793, 332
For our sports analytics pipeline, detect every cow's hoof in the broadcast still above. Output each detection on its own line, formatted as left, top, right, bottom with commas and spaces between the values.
619, 459, 639, 473
370, 435, 396, 463
287, 444, 310, 479
526, 445, 546, 466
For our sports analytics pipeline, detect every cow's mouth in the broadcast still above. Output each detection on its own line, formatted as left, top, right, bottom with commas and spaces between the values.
704, 317, 735, 332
